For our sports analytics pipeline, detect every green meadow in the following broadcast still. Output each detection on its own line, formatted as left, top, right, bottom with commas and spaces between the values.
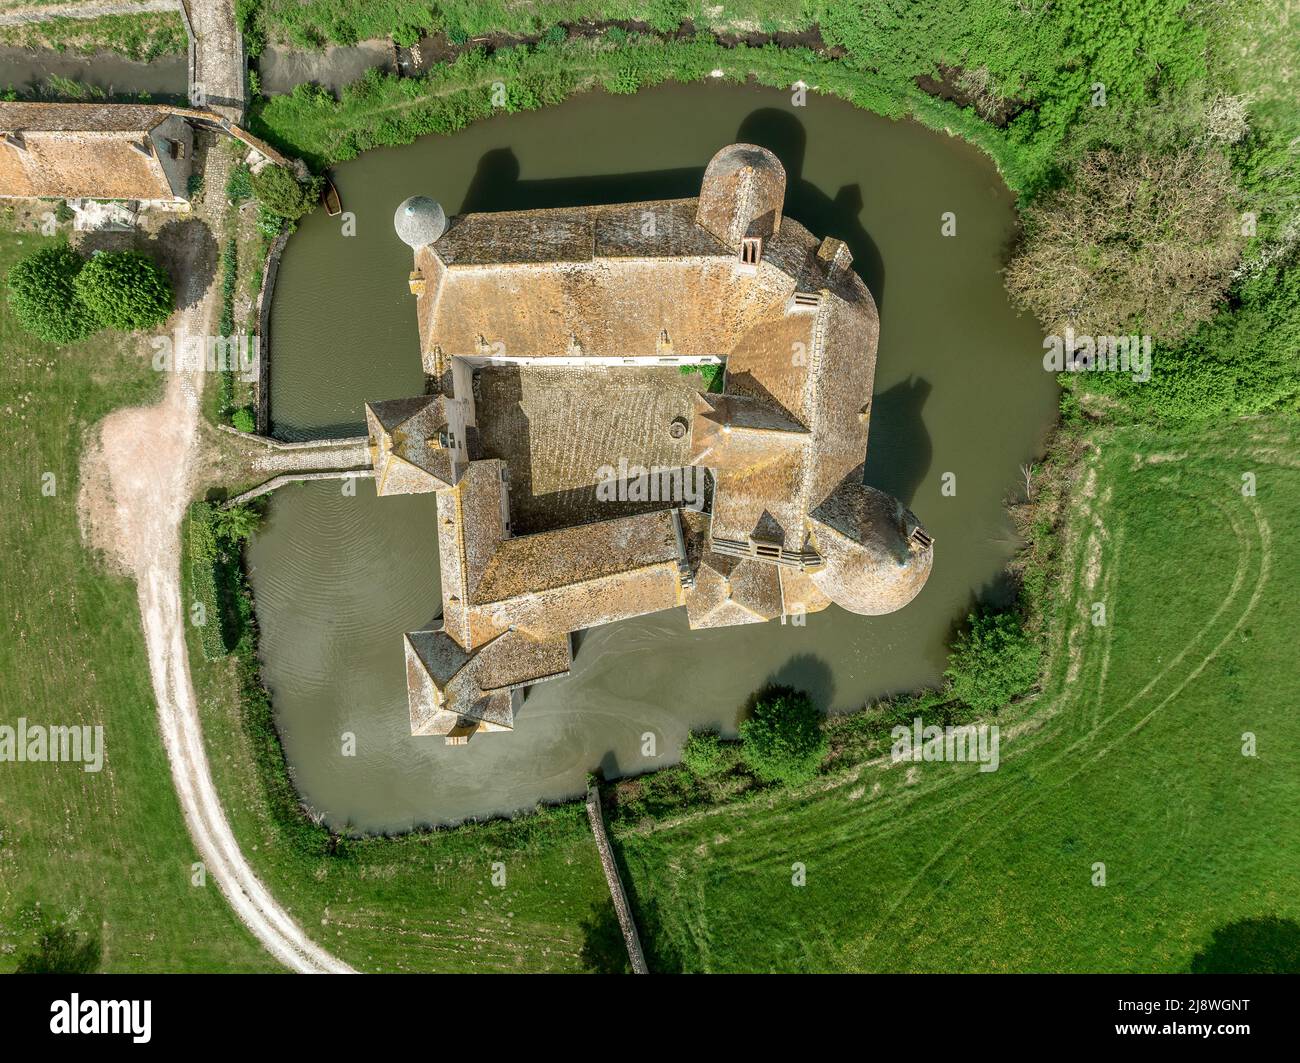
0, 226, 276, 972
615, 420, 1300, 971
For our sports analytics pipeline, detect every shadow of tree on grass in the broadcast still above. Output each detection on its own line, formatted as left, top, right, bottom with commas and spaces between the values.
1188, 916, 1300, 974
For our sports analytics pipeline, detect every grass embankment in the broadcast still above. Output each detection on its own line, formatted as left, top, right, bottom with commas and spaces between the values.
0, 14, 187, 61
250, 1, 1215, 200
251, 34, 1053, 193
615, 418, 1300, 971
182, 504, 613, 972
0, 225, 275, 972
258, 0, 808, 49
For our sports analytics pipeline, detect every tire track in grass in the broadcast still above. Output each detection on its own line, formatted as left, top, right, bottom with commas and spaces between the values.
850, 465, 1262, 964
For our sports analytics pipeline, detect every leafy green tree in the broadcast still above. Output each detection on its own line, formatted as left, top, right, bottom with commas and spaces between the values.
5, 244, 95, 344
739, 686, 826, 785
251, 164, 322, 220
73, 250, 173, 332
231, 406, 256, 433
211, 503, 261, 544
944, 608, 1041, 714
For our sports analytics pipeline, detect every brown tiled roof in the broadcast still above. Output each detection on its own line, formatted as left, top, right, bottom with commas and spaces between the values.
0, 103, 189, 201
382, 143, 932, 739
366, 396, 458, 494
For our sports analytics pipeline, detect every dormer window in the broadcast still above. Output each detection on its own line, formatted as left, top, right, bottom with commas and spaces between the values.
739, 236, 762, 266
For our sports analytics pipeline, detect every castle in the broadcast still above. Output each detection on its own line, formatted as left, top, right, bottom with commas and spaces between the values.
368, 144, 933, 744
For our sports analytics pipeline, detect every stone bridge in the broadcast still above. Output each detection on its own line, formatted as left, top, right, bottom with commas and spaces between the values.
218, 428, 372, 506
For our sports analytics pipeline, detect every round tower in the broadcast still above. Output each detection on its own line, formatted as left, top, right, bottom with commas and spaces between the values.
695, 143, 786, 250
808, 479, 933, 615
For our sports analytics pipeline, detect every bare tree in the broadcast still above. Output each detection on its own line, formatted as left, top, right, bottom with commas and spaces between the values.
1005, 145, 1243, 343
1020, 462, 1037, 502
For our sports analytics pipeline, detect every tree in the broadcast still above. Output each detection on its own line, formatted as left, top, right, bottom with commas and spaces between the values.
738, 685, 826, 785
251, 164, 322, 221
1005, 145, 1242, 343
231, 406, 256, 433
944, 608, 1041, 714
74, 250, 173, 332
211, 503, 261, 544
681, 730, 731, 778
5, 243, 95, 344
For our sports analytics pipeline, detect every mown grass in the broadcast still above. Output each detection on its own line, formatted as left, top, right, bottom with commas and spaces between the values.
614, 418, 1300, 971
0, 224, 276, 972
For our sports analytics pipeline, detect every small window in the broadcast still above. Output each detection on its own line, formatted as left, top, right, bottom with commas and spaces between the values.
169, 139, 185, 161
740, 237, 762, 266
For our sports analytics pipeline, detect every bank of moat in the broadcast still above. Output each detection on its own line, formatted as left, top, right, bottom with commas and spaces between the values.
367, 144, 933, 744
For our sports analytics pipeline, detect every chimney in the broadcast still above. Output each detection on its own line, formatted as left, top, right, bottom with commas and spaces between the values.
817, 236, 853, 272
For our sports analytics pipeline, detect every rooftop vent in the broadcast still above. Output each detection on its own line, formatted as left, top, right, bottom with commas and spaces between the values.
911, 527, 934, 550
791, 291, 822, 309
739, 236, 763, 267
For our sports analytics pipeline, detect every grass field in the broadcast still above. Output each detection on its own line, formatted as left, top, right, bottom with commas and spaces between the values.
614, 418, 1300, 972
0, 224, 276, 972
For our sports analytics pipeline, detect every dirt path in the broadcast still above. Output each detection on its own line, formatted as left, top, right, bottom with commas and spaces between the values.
79, 153, 353, 975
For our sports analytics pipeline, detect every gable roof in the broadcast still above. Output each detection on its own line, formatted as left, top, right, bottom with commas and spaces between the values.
0, 103, 190, 201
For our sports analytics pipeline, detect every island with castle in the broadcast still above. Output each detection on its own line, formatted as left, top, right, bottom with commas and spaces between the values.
367, 144, 933, 744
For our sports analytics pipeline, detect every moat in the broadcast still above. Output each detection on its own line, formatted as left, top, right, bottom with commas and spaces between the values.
251, 81, 1057, 833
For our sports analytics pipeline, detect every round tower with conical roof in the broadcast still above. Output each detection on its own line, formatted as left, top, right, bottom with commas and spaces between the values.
807, 479, 933, 615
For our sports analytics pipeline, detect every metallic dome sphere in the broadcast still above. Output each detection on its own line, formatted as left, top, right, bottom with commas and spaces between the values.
394, 196, 447, 249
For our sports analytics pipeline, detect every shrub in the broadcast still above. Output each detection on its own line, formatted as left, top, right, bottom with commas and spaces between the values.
212, 502, 262, 543
255, 205, 285, 238
682, 730, 730, 778
251, 164, 322, 220
1005, 145, 1242, 344
5, 244, 96, 344
226, 161, 253, 203
738, 686, 826, 785
231, 406, 256, 433
944, 608, 1041, 714
186, 503, 226, 660
74, 250, 173, 332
